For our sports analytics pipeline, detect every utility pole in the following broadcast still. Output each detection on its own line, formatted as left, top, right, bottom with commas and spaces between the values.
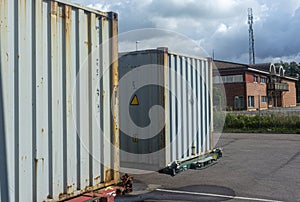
248, 8, 255, 64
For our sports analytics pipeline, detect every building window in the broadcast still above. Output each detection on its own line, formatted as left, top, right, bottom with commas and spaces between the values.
248, 96, 254, 107
213, 75, 243, 84
234, 96, 245, 110
254, 75, 258, 83
261, 77, 267, 84
261, 96, 267, 103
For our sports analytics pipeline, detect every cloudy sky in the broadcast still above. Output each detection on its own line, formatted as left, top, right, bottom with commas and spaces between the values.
71, 0, 300, 64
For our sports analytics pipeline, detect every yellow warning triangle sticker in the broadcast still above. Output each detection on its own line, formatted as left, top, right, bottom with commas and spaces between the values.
130, 95, 139, 105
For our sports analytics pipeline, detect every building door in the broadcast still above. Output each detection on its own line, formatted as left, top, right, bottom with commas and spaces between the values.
268, 96, 273, 107
277, 93, 282, 107
234, 96, 245, 110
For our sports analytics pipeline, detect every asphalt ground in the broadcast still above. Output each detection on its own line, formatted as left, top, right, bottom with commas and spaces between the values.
116, 133, 300, 202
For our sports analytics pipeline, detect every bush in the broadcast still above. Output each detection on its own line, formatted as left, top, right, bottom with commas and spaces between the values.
223, 113, 300, 132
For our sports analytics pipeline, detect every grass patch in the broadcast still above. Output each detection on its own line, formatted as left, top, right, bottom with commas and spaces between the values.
218, 113, 300, 133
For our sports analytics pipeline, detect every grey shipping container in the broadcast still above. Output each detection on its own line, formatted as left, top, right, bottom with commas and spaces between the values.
119, 48, 213, 171
0, 0, 119, 201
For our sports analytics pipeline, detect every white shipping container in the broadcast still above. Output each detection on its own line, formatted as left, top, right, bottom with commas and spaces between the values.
0, 0, 119, 201
119, 48, 213, 171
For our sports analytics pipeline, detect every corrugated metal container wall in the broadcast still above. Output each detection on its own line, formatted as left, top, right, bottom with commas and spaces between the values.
119, 48, 213, 171
0, 0, 119, 201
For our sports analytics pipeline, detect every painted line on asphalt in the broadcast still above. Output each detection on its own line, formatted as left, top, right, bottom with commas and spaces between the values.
156, 188, 283, 202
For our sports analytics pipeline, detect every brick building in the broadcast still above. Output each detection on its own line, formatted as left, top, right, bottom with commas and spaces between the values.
213, 60, 297, 110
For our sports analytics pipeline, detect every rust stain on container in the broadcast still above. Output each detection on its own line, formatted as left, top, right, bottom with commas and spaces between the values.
109, 11, 120, 182
93, 176, 100, 185
35, 158, 45, 173
66, 184, 73, 192
104, 169, 112, 182
65, 5, 72, 77
40, 77, 44, 85
50, 1, 58, 17
65, 5, 71, 19
58, 193, 65, 200
65, 6, 72, 34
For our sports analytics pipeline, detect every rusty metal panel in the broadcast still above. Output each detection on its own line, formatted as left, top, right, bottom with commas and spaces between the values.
101, 17, 112, 183
119, 49, 212, 171
0, 0, 119, 201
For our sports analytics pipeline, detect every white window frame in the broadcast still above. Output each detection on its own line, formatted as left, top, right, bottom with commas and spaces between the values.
261, 96, 267, 103
215, 75, 243, 84
261, 76, 267, 84
248, 96, 254, 108
254, 75, 258, 83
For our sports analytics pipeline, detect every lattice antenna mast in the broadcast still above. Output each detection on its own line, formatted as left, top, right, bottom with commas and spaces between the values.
248, 8, 255, 64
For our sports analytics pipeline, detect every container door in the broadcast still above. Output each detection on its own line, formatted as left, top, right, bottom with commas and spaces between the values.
119, 52, 165, 172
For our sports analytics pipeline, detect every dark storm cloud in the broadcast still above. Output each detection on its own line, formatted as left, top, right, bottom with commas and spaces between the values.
255, 7, 300, 59
73, 0, 300, 63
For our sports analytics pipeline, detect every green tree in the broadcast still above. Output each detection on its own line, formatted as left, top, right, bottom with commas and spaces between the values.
278, 61, 300, 78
